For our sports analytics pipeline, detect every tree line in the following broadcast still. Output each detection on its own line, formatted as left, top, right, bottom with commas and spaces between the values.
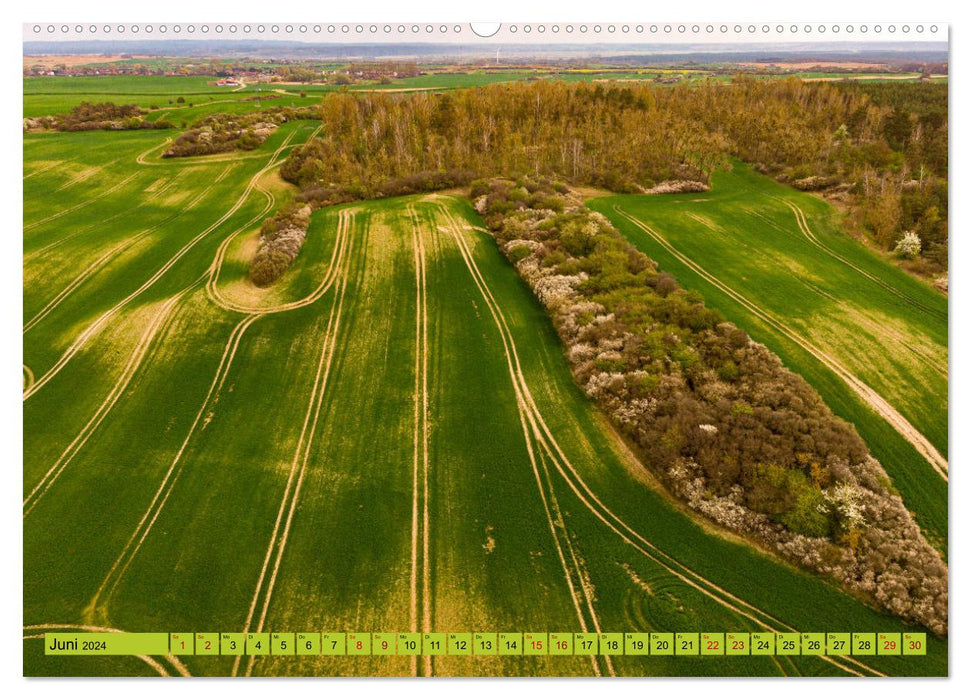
278, 78, 947, 274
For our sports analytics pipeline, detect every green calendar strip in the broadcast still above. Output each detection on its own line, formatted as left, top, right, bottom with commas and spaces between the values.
44, 632, 927, 657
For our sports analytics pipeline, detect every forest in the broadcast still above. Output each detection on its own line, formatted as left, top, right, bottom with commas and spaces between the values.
277, 79, 947, 274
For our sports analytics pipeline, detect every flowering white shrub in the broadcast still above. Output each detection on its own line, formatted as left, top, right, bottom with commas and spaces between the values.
584, 371, 626, 399
825, 483, 868, 530
534, 274, 584, 308
894, 230, 922, 259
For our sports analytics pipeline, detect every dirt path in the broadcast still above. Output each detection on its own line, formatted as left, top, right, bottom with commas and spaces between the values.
24, 290, 187, 519
615, 207, 948, 482
238, 234, 355, 678
23, 130, 299, 402
23, 364, 35, 392
442, 203, 879, 677
23, 623, 189, 677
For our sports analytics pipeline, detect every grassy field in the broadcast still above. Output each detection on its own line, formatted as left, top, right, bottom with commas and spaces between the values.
590, 164, 948, 551
23, 119, 947, 676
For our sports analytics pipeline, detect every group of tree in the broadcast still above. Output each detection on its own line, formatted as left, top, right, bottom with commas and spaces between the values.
161, 106, 318, 158
24, 101, 174, 132
277, 78, 947, 273
474, 176, 947, 634
249, 203, 313, 286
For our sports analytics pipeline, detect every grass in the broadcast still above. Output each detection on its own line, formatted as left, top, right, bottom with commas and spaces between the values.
589, 163, 947, 550
23, 89, 947, 677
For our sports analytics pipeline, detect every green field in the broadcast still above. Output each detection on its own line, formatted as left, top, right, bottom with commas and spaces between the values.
590, 164, 948, 550
23, 114, 947, 677
20, 71, 684, 120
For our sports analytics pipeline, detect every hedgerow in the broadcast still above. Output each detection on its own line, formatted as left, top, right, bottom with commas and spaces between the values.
476, 176, 947, 634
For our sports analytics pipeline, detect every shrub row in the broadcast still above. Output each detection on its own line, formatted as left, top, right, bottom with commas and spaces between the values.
162, 106, 320, 158
475, 176, 947, 634
24, 102, 173, 132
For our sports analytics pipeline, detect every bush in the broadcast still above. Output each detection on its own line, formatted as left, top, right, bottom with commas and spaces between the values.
508, 244, 532, 263
248, 204, 313, 286
894, 230, 922, 259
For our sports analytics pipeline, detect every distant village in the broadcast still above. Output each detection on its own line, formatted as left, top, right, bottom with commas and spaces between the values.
23, 57, 425, 84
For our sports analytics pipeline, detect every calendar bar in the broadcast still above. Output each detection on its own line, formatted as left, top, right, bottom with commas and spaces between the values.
43, 632, 927, 657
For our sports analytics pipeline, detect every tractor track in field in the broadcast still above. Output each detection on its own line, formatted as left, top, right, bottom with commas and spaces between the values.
23, 624, 189, 677
87, 204, 353, 631
54, 161, 118, 192
25, 166, 198, 260
23, 365, 35, 392
26, 218, 179, 335
408, 207, 434, 677
439, 204, 611, 677
206, 208, 353, 314
84, 311, 262, 626
206, 188, 353, 315
238, 229, 356, 678
441, 203, 879, 678
23, 288, 190, 519
23, 129, 299, 403
614, 206, 948, 482
733, 206, 945, 381
23, 160, 62, 180
775, 198, 947, 322
24, 164, 233, 333
24, 172, 138, 232
135, 122, 319, 167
